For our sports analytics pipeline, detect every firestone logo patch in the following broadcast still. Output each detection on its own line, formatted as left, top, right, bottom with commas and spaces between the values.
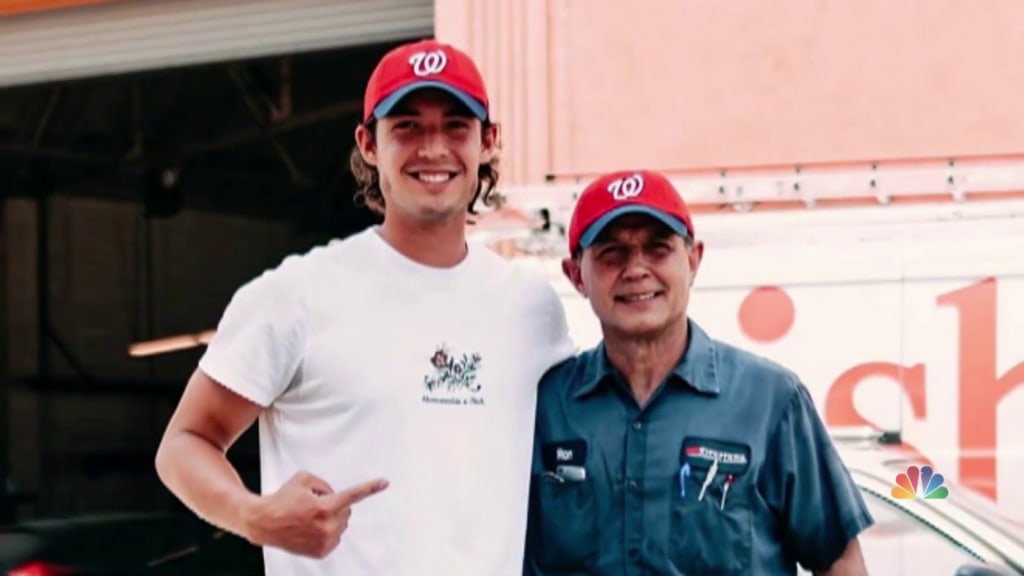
684, 445, 749, 465
422, 344, 485, 406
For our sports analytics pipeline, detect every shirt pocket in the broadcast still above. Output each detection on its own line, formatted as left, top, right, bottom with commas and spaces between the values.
668, 469, 753, 575
529, 472, 600, 572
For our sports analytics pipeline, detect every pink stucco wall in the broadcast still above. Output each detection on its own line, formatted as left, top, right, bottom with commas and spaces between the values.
436, 0, 1024, 186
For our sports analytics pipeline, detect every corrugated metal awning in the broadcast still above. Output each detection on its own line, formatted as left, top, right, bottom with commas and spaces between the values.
0, 0, 434, 88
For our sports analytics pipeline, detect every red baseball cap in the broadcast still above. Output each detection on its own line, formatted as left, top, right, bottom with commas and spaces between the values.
363, 39, 489, 123
567, 170, 695, 255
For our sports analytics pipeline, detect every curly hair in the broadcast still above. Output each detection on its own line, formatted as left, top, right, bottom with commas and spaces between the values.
349, 120, 504, 218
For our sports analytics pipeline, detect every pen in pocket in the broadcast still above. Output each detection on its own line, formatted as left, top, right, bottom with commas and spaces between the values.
720, 474, 734, 510
697, 458, 718, 502
679, 462, 691, 497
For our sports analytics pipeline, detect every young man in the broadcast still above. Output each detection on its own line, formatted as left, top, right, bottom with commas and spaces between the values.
155, 39, 575, 576
524, 169, 874, 575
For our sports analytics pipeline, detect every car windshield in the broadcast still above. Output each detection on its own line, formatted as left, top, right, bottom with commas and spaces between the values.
881, 459, 1024, 549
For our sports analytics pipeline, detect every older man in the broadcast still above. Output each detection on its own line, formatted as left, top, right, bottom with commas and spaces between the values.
524, 169, 873, 575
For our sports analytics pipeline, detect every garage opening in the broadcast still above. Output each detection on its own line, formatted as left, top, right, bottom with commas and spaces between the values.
0, 36, 424, 523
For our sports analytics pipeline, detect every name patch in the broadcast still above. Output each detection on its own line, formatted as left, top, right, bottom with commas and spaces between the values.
542, 439, 588, 470
681, 437, 752, 476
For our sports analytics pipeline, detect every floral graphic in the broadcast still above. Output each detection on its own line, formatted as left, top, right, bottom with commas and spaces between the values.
424, 344, 482, 393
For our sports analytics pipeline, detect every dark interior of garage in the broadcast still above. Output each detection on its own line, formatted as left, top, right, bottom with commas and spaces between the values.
0, 38, 409, 526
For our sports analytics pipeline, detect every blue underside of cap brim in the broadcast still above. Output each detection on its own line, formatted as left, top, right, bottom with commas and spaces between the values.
373, 81, 487, 120
579, 205, 690, 249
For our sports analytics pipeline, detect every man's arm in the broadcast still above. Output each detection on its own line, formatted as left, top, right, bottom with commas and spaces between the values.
157, 367, 389, 559
155, 368, 263, 540
160, 259, 389, 558
759, 382, 875, 574
815, 538, 869, 576
156, 257, 304, 537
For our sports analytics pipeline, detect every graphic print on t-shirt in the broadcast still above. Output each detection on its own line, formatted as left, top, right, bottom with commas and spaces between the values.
422, 343, 485, 406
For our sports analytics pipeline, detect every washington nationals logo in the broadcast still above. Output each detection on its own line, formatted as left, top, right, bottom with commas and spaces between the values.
607, 173, 645, 201
409, 50, 448, 77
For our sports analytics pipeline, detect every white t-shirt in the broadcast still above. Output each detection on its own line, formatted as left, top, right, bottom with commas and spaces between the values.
198, 227, 575, 576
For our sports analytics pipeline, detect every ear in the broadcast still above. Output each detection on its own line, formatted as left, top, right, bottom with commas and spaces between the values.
480, 121, 500, 164
561, 256, 587, 297
355, 123, 377, 166
687, 239, 705, 285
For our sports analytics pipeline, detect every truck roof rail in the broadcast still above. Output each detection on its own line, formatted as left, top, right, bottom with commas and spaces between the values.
499, 155, 1024, 214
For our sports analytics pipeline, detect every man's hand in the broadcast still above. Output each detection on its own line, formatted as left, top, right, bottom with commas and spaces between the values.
244, 471, 389, 559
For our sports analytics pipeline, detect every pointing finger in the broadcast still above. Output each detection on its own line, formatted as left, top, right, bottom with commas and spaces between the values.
328, 478, 389, 509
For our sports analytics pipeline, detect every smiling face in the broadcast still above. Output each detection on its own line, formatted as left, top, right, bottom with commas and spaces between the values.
563, 213, 704, 340
355, 89, 497, 225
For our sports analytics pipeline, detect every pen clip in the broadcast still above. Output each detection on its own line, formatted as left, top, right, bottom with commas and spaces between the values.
720, 474, 734, 510
542, 471, 565, 484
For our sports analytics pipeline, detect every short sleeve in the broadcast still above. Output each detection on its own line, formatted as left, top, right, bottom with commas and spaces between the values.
540, 281, 576, 370
198, 260, 307, 408
758, 383, 875, 572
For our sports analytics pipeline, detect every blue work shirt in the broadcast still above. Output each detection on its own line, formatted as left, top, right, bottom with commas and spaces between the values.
524, 320, 874, 576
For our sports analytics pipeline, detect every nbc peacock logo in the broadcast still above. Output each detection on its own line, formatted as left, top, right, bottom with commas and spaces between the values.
891, 464, 949, 500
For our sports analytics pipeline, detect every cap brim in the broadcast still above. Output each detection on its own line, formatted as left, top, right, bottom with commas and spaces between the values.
579, 205, 691, 249
372, 81, 487, 121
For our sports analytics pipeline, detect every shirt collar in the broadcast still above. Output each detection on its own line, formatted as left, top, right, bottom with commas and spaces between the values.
574, 319, 720, 400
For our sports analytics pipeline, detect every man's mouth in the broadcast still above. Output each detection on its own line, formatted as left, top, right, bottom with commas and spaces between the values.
409, 171, 458, 184
615, 291, 663, 303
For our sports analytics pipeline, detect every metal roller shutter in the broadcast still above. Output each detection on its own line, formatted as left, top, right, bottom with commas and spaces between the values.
0, 0, 434, 88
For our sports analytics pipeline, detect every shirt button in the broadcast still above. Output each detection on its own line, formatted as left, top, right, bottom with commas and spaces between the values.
627, 480, 638, 492
632, 421, 643, 431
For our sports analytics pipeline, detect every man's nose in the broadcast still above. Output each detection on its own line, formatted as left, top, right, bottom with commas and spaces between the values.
418, 128, 449, 159
621, 250, 652, 280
